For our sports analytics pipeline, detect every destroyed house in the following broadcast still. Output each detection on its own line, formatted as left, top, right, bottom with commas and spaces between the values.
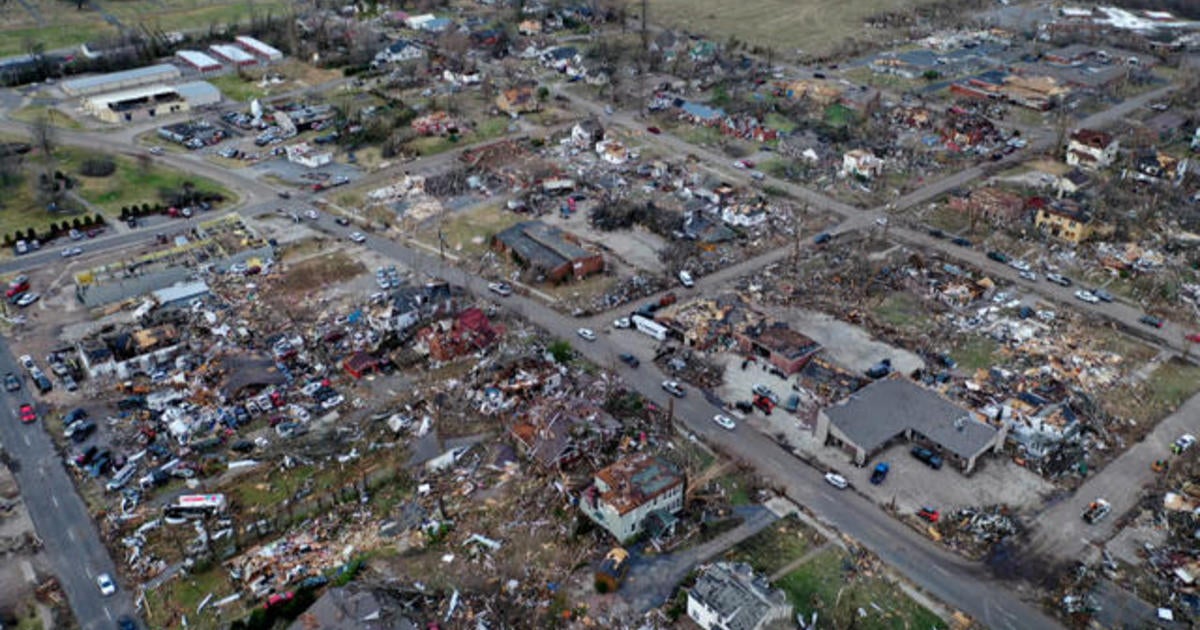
687, 562, 793, 630
342, 351, 379, 379
736, 322, 820, 376
419, 307, 499, 361
496, 85, 540, 115
1066, 129, 1118, 170
492, 221, 604, 282
583, 454, 684, 542
947, 187, 1026, 222
1035, 200, 1094, 244
510, 402, 618, 470
818, 377, 1006, 474
81, 324, 183, 379
1133, 150, 1187, 185
987, 393, 1081, 460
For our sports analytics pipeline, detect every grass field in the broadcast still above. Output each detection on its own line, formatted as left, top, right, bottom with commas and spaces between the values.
725, 514, 822, 576
776, 547, 947, 629
60, 147, 234, 213
0, 0, 289, 58
647, 0, 944, 58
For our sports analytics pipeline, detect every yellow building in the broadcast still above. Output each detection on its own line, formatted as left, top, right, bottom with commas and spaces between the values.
1035, 203, 1094, 244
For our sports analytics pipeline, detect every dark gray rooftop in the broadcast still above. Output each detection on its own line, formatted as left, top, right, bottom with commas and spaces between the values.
825, 377, 998, 460
689, 562, 789, 630
494, 221, 595, 272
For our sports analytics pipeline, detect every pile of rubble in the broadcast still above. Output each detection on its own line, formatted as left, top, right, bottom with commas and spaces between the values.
933, 505, 1023, 559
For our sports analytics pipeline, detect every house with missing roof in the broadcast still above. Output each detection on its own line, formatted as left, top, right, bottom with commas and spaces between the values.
581, 454, 684, 542
687, 562, 792, 630
816, 377, 1006, 474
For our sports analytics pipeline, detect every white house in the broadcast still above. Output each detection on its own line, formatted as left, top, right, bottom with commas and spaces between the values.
581, 454, 684, 542
687, 563, 793, 630
721, 205, 768, 227
1065, 129, 1118, 171
285, 142, 332, 168
842, 149, 884, 179
374, 40, 424, 65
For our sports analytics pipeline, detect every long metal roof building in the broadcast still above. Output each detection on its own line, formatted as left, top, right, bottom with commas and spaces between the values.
61, 63, 181, 97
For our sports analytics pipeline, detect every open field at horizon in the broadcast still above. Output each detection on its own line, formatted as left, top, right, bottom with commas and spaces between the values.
647, 0, 945, 58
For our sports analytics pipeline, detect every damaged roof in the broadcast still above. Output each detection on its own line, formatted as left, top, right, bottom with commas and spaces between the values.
594, 454, 684, 515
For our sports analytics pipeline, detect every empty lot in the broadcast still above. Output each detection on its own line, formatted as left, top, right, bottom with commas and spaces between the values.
647, 0, 946, 58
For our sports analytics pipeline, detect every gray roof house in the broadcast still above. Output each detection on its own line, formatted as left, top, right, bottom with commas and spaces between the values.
687, 562, 792, 630
817, 376, 1006, 474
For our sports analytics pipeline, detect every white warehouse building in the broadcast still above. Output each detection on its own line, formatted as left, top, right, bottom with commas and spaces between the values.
61, 63, 182, 97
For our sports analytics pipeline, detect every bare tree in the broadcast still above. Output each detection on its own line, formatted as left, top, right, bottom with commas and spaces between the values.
31, 114, 55, 187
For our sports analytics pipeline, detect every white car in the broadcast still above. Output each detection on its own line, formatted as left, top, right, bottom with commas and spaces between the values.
1008, 259, 1031, 272
1174, 434, 1196, 454
488, 282, 513, 297
576, 328, 596, 341
613, 317, 631, 329
96, 573, 116, 596
349, 232, 367, 243
1018, 270, 1037, 281
874, 217, 888, 227
678, 270, 695, 288
18, 355, 34, 370
1074, 290, 1100, 304
305, 209, 319, 220
712, 414, 736, 430
16, 293, 39, 307
824, 472, 849, 489
60, 247, 83, 258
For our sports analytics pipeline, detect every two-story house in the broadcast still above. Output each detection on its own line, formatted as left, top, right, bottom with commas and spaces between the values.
581, 454, 684, 542
1035, 200, 1094, 244
1065, 129, 1118, 171
687, 562, 793, 630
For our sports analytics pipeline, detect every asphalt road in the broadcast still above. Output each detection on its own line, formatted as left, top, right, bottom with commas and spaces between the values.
313, 220, 1060, 630
0, 346, 137, 629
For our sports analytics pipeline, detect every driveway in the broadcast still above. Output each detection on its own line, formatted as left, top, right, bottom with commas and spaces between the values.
619, 506, 776, 612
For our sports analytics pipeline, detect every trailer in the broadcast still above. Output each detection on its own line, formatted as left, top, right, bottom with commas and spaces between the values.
631, 314, 667, 341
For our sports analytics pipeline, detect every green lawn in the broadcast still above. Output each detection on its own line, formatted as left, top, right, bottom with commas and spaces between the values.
716, 474, 753, 507
147, 565, 237, 629
0, 23, 117, 57
8, 106, 84, 129
725, 514, 822, 576
58, 148, 234, 213
777, 548, 947, 630
416, 203, 521, 257
112, 0, 292, 32
872, 293, 929, 331
1105, 359, 1200, 424
206, 73, 269, 102
949, 336, 1002, 372
765, 112, 798, 134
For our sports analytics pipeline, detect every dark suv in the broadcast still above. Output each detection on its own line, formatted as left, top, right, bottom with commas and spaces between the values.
911, 446, 943, 470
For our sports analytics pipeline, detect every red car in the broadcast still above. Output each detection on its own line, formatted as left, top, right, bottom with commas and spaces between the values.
916, 507, 940, 523
264, 591, 294, 610
1187, 333, 1200, 343
645, 126, 661, 135
18, 403, 36, 424
6, 279, 29, 298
